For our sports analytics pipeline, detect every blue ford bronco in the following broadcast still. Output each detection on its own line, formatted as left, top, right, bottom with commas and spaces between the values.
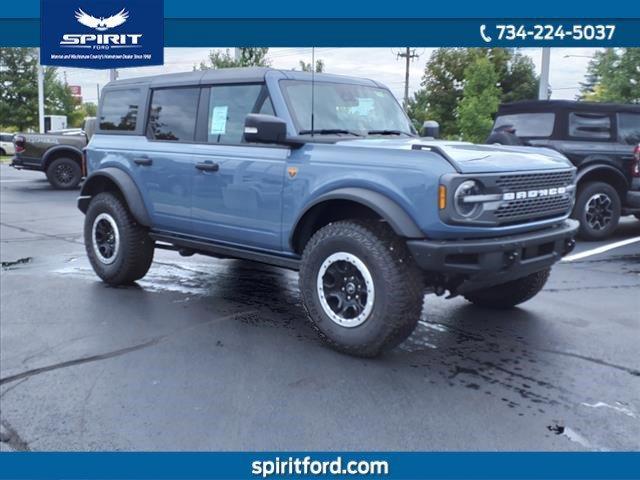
79, 67, 578, 357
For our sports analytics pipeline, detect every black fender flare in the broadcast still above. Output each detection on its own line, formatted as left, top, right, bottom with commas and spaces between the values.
77, 168, 151, 226
42, 145, 83, 170
576, 163, 629, 190
290, 187, 424, 249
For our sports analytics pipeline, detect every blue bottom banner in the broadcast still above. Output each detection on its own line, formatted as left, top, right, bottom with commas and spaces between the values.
1, 452, 639, 479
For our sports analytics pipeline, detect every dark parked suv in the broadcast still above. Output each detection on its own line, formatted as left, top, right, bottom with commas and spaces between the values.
488, 101, 640, 240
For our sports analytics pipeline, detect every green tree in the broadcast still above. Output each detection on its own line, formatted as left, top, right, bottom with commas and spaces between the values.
580, 48, 640, 103
457, 57, 501, 143
407, 48, 538, 137
198, 48, 270, 70
0, 47, 77, 131
69, 102, 97, 128
298, 59, 325, 72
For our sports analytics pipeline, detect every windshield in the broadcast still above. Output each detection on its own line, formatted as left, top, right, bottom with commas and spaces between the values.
280, 80, 415, 136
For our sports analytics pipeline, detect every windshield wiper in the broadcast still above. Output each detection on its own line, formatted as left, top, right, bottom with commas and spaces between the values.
298, 129, 363, 136
367, 129, 414, 136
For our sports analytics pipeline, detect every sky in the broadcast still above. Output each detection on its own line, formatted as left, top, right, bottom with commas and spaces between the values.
57, 47, 599, 105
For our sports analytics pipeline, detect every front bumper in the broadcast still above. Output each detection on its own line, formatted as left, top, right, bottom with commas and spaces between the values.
407, 220, 578, 294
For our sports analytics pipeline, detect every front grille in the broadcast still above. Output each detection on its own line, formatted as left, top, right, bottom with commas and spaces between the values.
496, 170, 575, 190
495, 195, 573, 220
493, 169, 575, 224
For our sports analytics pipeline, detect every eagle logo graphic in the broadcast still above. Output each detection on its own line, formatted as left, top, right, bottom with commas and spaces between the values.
74, 8, 129, 31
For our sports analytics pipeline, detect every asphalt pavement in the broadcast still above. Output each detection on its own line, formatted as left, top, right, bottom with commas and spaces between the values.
1, 164, 639, 451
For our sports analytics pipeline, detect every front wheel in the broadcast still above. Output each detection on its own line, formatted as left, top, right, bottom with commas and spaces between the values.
299, 220, 425, 357
463, 268, 550, 309
84, 192, 154, 285
46, 157, 82, 189
573, 181, 621, 240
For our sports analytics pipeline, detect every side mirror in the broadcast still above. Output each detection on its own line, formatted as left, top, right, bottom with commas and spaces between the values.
421, 120, 440, 139
244, 114, 288, 144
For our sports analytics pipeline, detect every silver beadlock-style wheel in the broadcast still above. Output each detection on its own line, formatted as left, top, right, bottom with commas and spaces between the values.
316, 252, 375, 328
91, 212, 120, 264
585, 193, 613, 231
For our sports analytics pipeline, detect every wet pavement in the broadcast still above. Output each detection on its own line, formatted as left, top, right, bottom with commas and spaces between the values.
1, 164, 639, 451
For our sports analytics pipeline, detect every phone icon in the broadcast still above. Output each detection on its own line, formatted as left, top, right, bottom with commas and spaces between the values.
480, 24, 492, 43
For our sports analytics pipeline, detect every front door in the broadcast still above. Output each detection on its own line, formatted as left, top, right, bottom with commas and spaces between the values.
191, 84, 288, 251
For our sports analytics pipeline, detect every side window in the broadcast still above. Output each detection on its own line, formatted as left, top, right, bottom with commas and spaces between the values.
617, 113, 640, 145
568, 112, 611, 140
99, 88, 141, 131
207, 84, 271, 144
148, 88, 200, 142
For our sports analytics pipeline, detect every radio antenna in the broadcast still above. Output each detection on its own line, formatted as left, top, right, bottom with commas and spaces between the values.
310, 47, 315, 137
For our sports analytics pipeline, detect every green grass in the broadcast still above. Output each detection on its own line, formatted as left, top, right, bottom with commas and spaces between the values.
0, 155, 12, 164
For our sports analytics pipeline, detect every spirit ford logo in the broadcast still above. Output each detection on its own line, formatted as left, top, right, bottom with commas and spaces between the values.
60, 34, 142, 45
503, 187, 567, 201
59, 8, 142, 47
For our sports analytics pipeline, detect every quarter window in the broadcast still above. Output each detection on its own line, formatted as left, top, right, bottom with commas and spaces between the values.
617, 113, 640, 145
207, 84, 272, 144
99, 88, 141, 131
568, 112, 611, 140
493, 113, 555, 137
148, 88, 200, 142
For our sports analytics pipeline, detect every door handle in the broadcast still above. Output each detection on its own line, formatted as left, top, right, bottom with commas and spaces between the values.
134, 157, 153, 166
195, 162, 219, 172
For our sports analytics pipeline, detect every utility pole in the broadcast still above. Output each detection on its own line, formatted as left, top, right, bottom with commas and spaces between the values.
97, 83, 101, 102
37, 64, 45, 133
538, 47, 551, 100
109, 69, 118, 82
397, 48, 420, 109
234, 48, 241, 62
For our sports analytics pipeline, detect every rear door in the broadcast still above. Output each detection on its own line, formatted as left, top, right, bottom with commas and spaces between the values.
190, 83, 288, 251
139, 86, 201, 233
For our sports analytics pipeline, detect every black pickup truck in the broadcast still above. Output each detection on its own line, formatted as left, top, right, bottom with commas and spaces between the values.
10, 118, 96, 190
487, 101, 640, 240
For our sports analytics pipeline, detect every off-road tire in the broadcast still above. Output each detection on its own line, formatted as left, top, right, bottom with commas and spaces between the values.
573, 181, 621, 241
299, 219, 424, 357
46, 157, 82, 189
463, 268, 551, 309
0, 148, 6, 156
635, 214, 640, 221
84, 192, 154, 285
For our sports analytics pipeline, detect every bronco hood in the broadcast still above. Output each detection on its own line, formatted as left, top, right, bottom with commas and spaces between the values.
337, 138, 572, 173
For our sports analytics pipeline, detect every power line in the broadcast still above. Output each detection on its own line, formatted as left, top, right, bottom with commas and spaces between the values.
396, 48, 420, 109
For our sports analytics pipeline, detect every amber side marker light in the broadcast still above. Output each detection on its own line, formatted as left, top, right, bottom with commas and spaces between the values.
438, 185, 447, 209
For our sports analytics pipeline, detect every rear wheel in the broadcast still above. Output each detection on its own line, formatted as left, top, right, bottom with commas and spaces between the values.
464, 268, 550, 309
573, 181, 621, 240
84, 192, 154, 285
46, 157, 82, 189
299, 220, 424, 357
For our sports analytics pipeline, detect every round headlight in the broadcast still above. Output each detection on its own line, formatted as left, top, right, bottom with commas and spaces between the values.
454, 180, 482, 218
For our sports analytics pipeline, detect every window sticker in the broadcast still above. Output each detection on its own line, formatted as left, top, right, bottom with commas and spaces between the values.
350, 97, 375, 116
210, 106, 228, 135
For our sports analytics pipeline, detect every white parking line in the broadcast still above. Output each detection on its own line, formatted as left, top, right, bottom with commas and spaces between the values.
562, 236, 640, 262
